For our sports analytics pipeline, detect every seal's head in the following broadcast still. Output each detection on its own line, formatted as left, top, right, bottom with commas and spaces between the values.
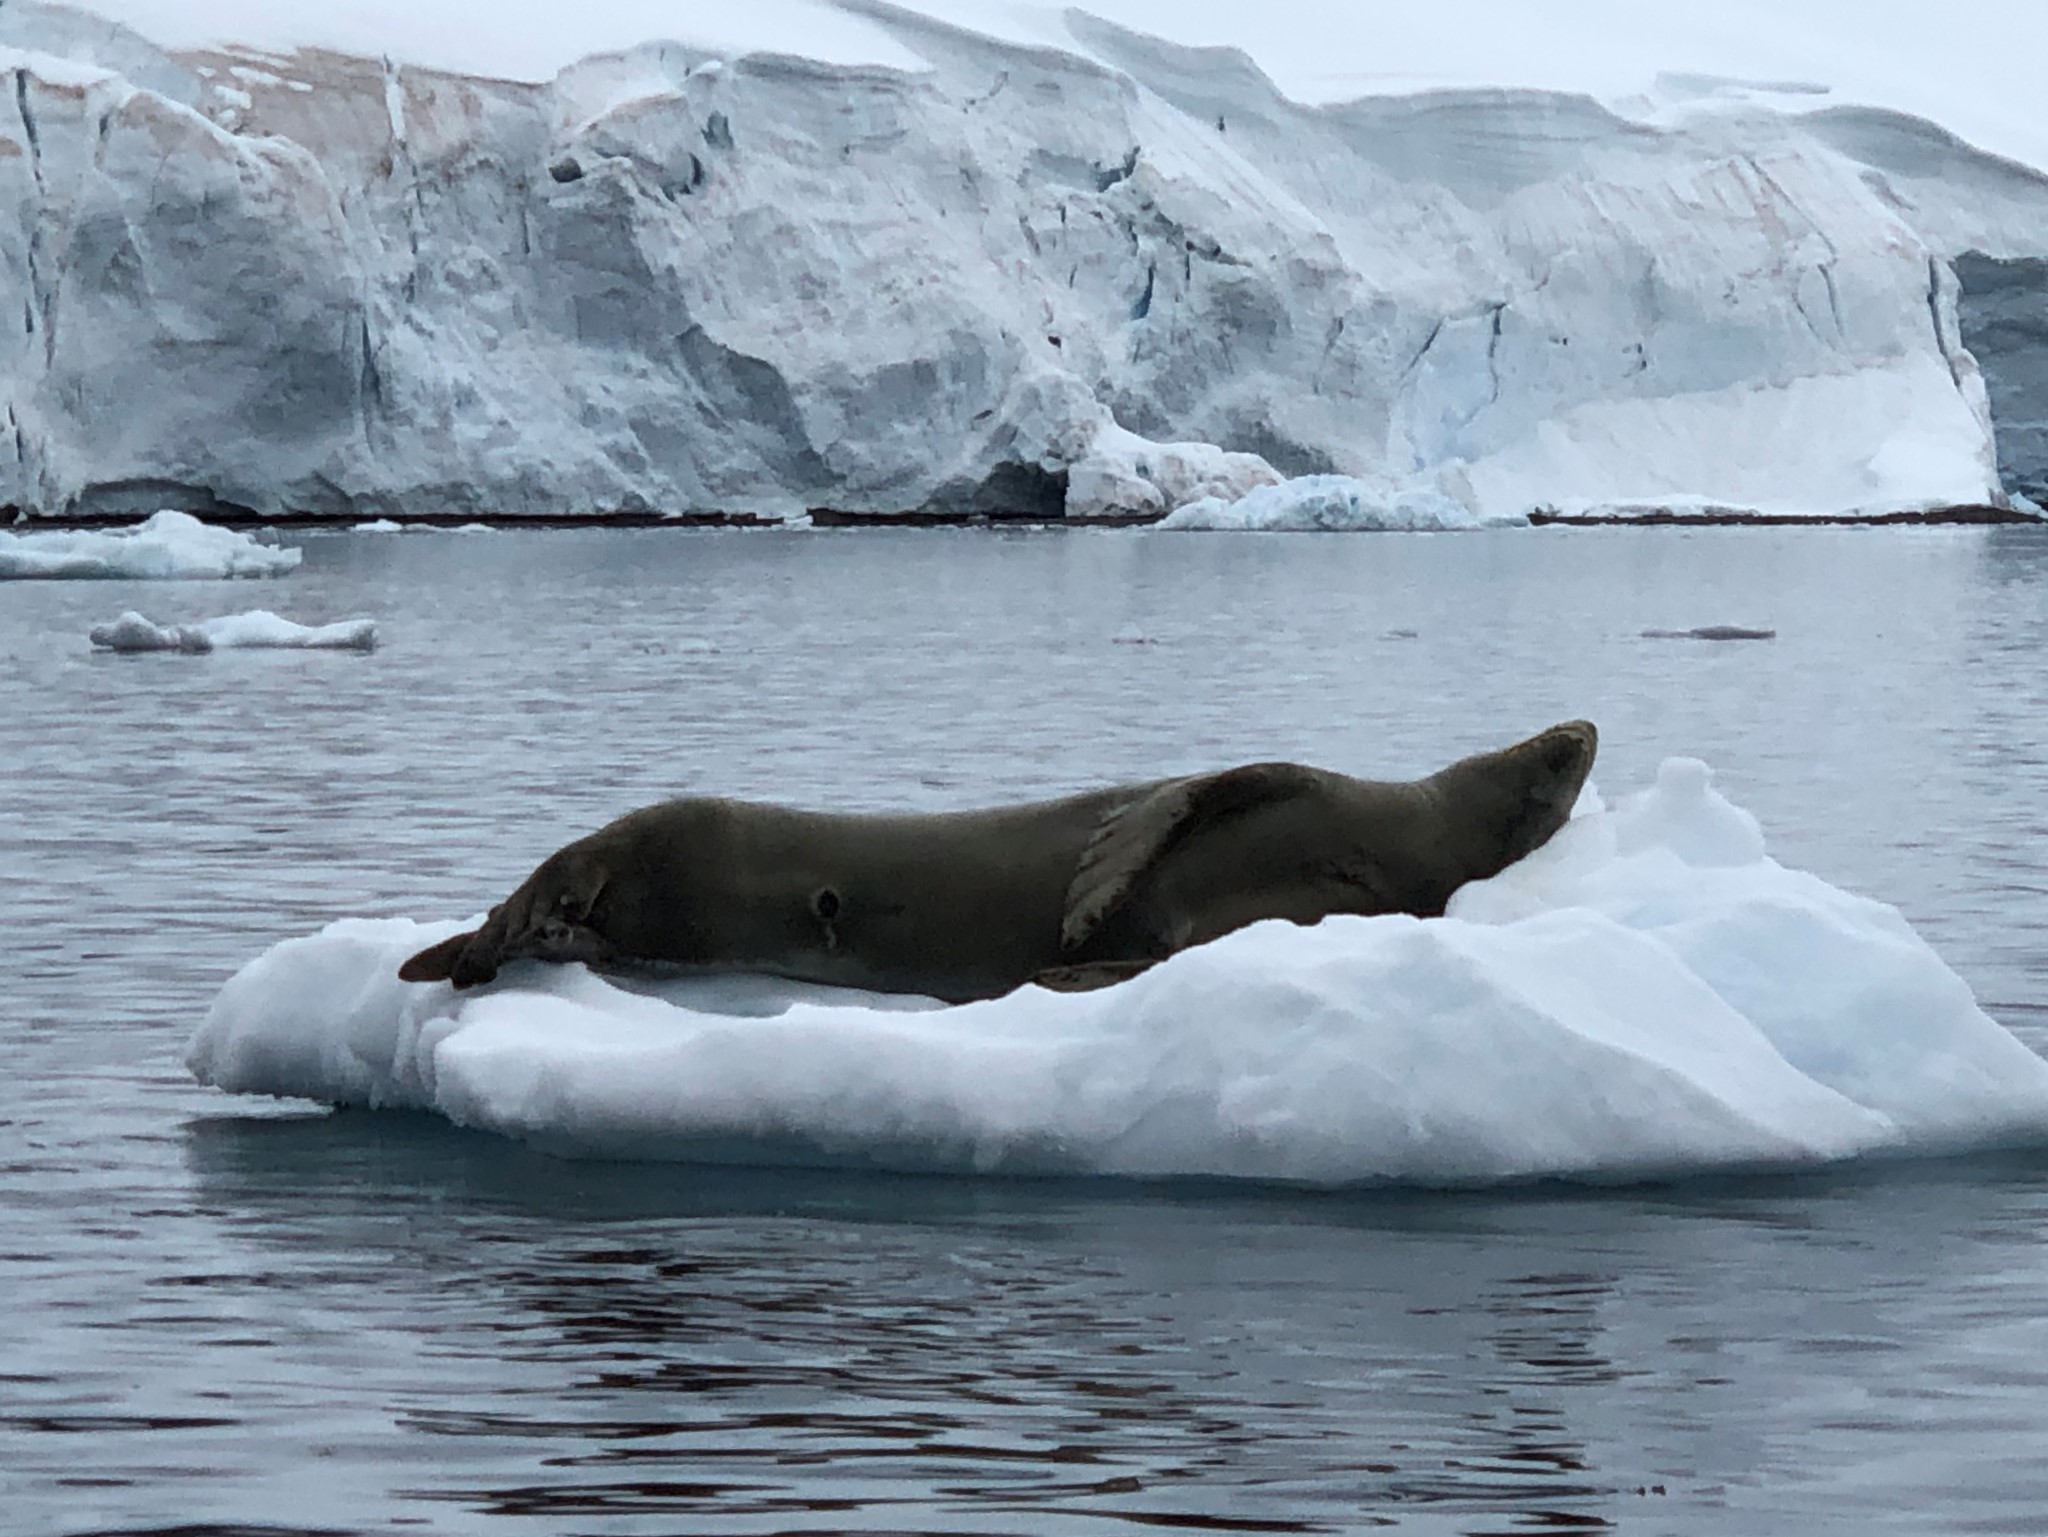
398, 846, 617, 989
1432, 718, 1598, 872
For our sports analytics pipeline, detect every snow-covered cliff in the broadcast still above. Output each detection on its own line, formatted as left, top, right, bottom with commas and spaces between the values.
3, 0, 2048, 521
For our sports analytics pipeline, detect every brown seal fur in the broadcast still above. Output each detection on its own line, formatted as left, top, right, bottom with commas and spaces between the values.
399, 720, 1597, 1002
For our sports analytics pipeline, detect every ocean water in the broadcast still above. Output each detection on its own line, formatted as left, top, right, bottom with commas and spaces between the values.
6, 524, 2048, 1535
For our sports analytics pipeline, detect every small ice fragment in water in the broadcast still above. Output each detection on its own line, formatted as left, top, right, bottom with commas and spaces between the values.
89, 609, 377, 652
351, 519, 494, 534
88, 612, 215, 652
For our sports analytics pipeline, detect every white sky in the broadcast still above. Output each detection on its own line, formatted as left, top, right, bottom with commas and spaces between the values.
58, 1, 2048, 169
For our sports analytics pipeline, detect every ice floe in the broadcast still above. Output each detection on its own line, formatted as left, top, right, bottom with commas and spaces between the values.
350, 520, 497, 534
187, 757, 2048, 1186
1158, 476, 1524, 532
88, 609, 375, 652
0, 512, 300, 579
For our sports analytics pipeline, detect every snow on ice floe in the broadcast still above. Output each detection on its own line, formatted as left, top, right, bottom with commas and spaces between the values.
88, 609, 375, 652
187, 758, 2048, 1186
0, 512, 300, 579
1158, 476, 1525, 532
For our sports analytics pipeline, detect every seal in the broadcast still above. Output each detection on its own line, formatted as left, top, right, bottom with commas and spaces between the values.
398, 719, 1597, 1002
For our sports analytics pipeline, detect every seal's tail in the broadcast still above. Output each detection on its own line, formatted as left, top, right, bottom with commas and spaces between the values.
398, 930, 477, 984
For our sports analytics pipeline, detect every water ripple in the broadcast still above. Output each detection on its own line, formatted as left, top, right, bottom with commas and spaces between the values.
9, 528, 2048, 1534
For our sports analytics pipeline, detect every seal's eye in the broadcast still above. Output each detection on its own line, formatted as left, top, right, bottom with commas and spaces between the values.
811, 887, 841, 921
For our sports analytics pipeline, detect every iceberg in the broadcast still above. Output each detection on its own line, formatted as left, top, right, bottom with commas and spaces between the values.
186, 757, 2048, 1186
0, 3, 2045, 521
0, 510, 301, 578
88, 608, 376, 651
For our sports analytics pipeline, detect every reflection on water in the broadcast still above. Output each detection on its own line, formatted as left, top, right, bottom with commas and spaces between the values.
9, 526, 2048, 1533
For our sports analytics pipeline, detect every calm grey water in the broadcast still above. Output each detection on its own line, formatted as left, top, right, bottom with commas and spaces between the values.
7, 525, 2048, 1536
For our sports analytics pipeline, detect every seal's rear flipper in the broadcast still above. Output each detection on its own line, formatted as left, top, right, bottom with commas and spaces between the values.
398, 930, 477, 984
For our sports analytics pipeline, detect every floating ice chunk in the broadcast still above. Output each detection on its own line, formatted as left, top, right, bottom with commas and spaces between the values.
187, 759, 2048, 1184
350, 519, 495, 534
1159, 476, 1525, 532
88, 612, 214, 653
0, 512, 301, 579
89, 609, 376, 652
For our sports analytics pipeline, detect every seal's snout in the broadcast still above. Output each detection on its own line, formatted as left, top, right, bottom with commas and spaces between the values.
1486, 719, 1599, 867
1541, 719, 1598, 772
1519, 719, 1597, 790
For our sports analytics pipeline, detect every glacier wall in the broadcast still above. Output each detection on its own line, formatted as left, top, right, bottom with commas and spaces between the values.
3, 1, 2048, 521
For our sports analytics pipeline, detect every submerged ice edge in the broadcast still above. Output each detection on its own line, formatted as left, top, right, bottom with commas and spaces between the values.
188, 759, 2048, 1186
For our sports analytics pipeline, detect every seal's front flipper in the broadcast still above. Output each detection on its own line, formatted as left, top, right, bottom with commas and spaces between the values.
398, 930, 479, 984
1032, 959, 1159, 993
1060, 762, 1322, 952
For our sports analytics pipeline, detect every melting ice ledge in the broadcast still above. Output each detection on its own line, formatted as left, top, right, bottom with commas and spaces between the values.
189, 759, 2048, 1187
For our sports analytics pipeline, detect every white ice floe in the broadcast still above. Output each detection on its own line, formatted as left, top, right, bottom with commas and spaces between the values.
351, 520, 498, 534
88, 608, 375, 652
187, 758, 2048, 1185
1158, 476, 1524, 532
0, 512, 300, 579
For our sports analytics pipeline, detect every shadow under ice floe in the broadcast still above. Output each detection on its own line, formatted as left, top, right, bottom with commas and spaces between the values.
186, 758, 2048, 1187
